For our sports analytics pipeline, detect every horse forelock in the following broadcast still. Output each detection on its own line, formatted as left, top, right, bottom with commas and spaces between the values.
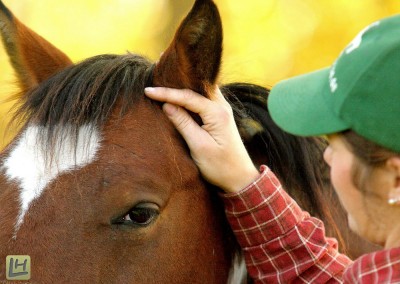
3, 53, 154, 234
11, 53, 153, 152
7, 52, 154, 170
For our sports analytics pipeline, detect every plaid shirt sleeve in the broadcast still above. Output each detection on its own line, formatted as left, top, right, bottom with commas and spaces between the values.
221, 165, 351, 283
221, 165, 400, 283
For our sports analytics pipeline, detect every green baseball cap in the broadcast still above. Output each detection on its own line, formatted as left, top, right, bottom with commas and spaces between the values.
268, 15, 400, 152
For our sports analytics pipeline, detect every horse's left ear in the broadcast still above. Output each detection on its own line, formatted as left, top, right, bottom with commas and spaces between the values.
0, 1, 73, 90
153, 0, 222, 98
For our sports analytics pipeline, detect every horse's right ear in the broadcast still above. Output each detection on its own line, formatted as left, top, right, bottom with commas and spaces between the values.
0, 1, 72, 90
153, 0, 222, 98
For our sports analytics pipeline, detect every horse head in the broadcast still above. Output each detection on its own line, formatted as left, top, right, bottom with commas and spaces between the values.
0, 1, 241, 283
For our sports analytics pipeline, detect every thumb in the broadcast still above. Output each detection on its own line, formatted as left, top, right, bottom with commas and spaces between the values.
162, 103, 208, 148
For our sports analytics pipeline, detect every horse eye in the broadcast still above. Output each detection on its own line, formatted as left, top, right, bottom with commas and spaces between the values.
115, 203, 159, 227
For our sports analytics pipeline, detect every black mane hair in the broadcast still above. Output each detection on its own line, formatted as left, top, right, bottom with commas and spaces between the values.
11, 53, 154, 151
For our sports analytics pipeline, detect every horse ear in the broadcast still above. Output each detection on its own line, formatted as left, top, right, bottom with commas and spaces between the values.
153, 0, 222, 98
0, 1, 72, 90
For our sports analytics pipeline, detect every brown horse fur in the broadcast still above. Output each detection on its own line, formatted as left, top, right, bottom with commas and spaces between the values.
0, 0, 379, 283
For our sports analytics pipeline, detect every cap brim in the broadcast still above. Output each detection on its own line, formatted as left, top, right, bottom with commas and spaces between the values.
268, 68, 349, 137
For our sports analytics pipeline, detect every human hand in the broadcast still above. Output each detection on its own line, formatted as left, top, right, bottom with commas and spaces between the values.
144, 87, 260, 193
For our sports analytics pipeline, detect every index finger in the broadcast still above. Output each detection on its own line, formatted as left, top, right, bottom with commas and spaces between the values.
144, 87, 213, 115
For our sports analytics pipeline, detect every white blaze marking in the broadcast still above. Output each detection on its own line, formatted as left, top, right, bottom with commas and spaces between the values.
2, 124, 101, 234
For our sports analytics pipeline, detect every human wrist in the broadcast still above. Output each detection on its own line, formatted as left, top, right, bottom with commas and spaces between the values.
221, 166, 260, 193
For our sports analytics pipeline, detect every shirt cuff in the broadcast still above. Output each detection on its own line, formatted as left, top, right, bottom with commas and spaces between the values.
220, 165, 307, 247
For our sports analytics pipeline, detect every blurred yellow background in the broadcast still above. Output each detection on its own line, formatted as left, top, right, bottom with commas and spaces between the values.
1, 0, 399, 149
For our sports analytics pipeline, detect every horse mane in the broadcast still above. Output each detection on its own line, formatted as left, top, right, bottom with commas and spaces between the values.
10, 53, 154, 154
222, 82, 346, 253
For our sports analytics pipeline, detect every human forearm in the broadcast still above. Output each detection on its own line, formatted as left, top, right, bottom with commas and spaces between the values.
221, 166, 352, 283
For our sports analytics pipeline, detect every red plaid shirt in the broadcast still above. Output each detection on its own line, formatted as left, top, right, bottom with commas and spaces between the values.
221, 166, 400, 283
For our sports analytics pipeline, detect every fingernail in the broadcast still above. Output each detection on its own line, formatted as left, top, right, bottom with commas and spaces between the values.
163, 103, 178, 115
144, 87, 155, 94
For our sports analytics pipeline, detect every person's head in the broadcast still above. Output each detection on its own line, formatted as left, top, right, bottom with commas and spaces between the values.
340, 131, 399, 192
323, 131, 400, 246
268, 15, 400, 247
